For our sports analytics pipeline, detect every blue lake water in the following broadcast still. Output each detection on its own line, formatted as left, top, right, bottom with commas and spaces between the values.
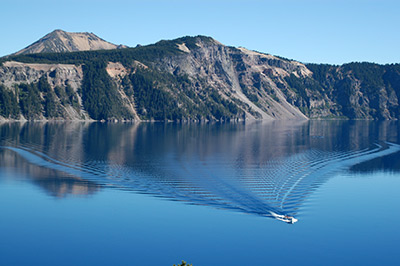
0, 121, 400, 265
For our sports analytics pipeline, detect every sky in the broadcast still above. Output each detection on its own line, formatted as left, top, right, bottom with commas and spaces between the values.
1, 0, 399, 65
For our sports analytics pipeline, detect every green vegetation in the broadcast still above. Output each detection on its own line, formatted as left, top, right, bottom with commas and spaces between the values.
129, 68, 184, 120
297, 62, 400, 119
44, 90, 57, 118
82, 60, 132, 120
17, 83, 42, 119
129, 68, 243, 121
3, 37, 186, 67
173, 260, 192, 266
241, 85, 259, 104
38, 77, 58, 118
0, 85, 19, 118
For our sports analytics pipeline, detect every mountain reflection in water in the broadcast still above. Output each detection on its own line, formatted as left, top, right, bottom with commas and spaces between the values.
1, 121, 400, 223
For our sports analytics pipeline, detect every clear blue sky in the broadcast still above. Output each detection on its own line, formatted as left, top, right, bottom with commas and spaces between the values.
1, 0, 399, 65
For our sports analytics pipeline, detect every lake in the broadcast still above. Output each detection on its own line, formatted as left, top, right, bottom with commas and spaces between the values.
0, 121, 400, 266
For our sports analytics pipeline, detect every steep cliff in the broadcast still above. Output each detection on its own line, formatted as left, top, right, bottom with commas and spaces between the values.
305, 63, 400, 119
1, 34, 399, 121
0, 61, 87, 120
151, 37, 308, 120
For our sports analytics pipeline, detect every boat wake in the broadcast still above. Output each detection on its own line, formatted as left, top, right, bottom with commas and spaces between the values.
2, 142, 400, 224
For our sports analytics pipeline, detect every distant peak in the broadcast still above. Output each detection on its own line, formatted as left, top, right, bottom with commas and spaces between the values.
170, 35, 223, 50
47, 29, 68, 36
181, 35, 219, 43
12, 30, 124, 55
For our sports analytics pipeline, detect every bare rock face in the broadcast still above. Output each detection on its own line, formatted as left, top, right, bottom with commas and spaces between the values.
154, 37, 309, 120
0, 61, 82, 89
13, 30, 123, 55
0, 61, 88, 120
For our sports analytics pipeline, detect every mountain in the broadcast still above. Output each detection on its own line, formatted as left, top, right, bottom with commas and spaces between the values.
13, 29, 126, 55
0, 33, 399, 121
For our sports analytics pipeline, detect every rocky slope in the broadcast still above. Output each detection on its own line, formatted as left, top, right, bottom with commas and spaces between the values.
153, 38, 308, 120
0, 33, 399, 121
0, 61, 88, 120
13, 29, 125, 55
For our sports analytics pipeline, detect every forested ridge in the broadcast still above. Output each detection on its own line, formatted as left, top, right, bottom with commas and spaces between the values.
1, 35, 400, 121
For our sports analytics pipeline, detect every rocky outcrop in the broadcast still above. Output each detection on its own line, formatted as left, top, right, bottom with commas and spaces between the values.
0, 61, 83, 89
0, 61, 87, 120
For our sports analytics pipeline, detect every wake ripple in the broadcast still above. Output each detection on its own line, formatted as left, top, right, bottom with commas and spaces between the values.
2, 142, 400, 223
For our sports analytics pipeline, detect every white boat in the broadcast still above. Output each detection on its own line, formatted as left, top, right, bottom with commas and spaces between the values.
270, 212, 298, 224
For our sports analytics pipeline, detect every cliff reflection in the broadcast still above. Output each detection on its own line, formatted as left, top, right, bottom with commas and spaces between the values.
0, 147, 98, 198
1, 121, 399, 221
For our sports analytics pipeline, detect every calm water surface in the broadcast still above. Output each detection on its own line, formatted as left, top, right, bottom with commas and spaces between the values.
0, 121, 400, 265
